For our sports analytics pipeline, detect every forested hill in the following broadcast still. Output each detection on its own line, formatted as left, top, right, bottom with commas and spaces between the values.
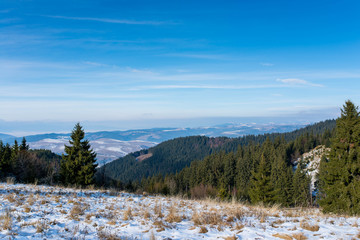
97, 119, 335, 184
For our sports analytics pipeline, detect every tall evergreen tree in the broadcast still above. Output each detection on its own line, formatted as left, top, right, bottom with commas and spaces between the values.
20, 137, 29, 151
292, 163, 311, 207
249, 153, 274, 204
318, 100, 360, 215
60, 123, 97, 186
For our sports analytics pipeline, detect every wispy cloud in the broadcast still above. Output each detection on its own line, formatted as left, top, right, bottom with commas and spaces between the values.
131, 84, 279, 90
276, 78, 323, 87
43, 15, 173, 25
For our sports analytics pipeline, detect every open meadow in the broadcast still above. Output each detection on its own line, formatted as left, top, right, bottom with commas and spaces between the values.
0, 182, 359, 240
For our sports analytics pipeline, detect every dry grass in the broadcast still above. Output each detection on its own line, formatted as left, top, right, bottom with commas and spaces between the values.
165, 204, 182, 223
69, 204, 85, 221
97, 230, 122, 240
300, 220, 320, 232
192, 210, 202, 226
154, 202, 163, 218
272, 233, 292, 240
36, 220, 49, 233
23, 206, 31, 213
224, 235, 237, 240
6, 177, 15, 185
0, 208, 12, 230
292, 232, 308, 240
123, 207, 133, 221
4, 193, 16, 203
199, 226, 208, 233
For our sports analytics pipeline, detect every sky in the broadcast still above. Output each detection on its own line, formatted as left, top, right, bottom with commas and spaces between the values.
1, 0, 360, 134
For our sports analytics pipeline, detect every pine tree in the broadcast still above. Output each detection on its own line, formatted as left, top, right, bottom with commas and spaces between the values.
318, 100, 360, 215
20, 137, 29, 151
292, 163, 311, 207
249, 153, 274, 204
60, 123, 97, 186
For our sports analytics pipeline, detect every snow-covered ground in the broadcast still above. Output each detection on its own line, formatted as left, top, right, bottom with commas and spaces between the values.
0, 183, 358, 239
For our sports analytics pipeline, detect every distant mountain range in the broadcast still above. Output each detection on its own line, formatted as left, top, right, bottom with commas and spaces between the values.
0, 123, 305, 164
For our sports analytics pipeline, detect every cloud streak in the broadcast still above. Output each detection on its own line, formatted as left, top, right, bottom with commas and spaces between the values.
276, 78, 323, 87
43, 15, 173, 25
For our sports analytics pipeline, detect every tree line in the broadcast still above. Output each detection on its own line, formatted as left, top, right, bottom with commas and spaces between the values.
1, 101, 360, 215
0, 123, 97, 187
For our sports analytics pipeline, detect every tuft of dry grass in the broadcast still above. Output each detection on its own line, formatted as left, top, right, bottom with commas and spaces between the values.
4, 194, 16, 203
199, 226, 208, 233
69, 204, 85, 220
165, 204, 182, 223
23, 206, 31, 213
36, 220, 49, 233
154, 202, 163, 218
97, 230, 122, 240
292, 232, 308, 240
123, 207, 133, 221
6, 177, 15, 185
192, 210, 201, 226
272, 233, 292, 240
224, 235, 237, 240
0, 208, 12, 230
300, 221, 320, 232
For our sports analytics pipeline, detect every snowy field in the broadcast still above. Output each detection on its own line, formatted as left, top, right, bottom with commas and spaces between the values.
0, 183, 359, 239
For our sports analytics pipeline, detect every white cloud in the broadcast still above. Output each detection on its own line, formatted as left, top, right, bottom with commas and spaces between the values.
276, 78, 323, 87
43, 15, 173, 25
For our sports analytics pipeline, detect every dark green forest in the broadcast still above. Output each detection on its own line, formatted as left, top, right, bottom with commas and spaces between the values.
96, 119, 335, 186
136, 122, 334, 207
0, 138, 61, 184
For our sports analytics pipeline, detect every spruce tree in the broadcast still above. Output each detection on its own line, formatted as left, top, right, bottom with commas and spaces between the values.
20, 137, 29, 151
318, 100, 360, 214
60, 123, 97, 186
292, 163, 311, 207
249, 153, 274, 204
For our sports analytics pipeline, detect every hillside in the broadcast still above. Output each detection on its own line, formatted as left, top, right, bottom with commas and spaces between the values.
0, 123, 306, 164
0, 182, 358, 239
98, 120, 335, 184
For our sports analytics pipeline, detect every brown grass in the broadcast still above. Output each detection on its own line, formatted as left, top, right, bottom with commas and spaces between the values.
165, 204, 182, 223
36, 220, 49, 233
123, 207, 133, 221
0, 208, 12, 230
4, 194, 16, 203
272, 233, 292, 240
199, 226, 208, 233
292, 232, 308, 240
192, 211, 201, 226
154, 202, 163, 218
300, 221, 320, 232
224, 235, 237, 240
97, 230, 122, 240
6, 177, 15, 185
69, 204, 85, 220
23, 206, 31, 213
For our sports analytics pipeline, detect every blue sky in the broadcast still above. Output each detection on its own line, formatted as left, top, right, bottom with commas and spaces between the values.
1, 0, 360, 134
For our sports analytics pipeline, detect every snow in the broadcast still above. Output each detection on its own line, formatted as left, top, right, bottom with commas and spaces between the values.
0, 182, 358, 239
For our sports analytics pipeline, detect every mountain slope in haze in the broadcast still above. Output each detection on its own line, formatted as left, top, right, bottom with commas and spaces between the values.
0, 123, 308, 164
98, 120, 335, 184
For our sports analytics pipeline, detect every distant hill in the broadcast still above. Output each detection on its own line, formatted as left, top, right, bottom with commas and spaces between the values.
97, 119, 335, 184
0, 122, 308, 164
